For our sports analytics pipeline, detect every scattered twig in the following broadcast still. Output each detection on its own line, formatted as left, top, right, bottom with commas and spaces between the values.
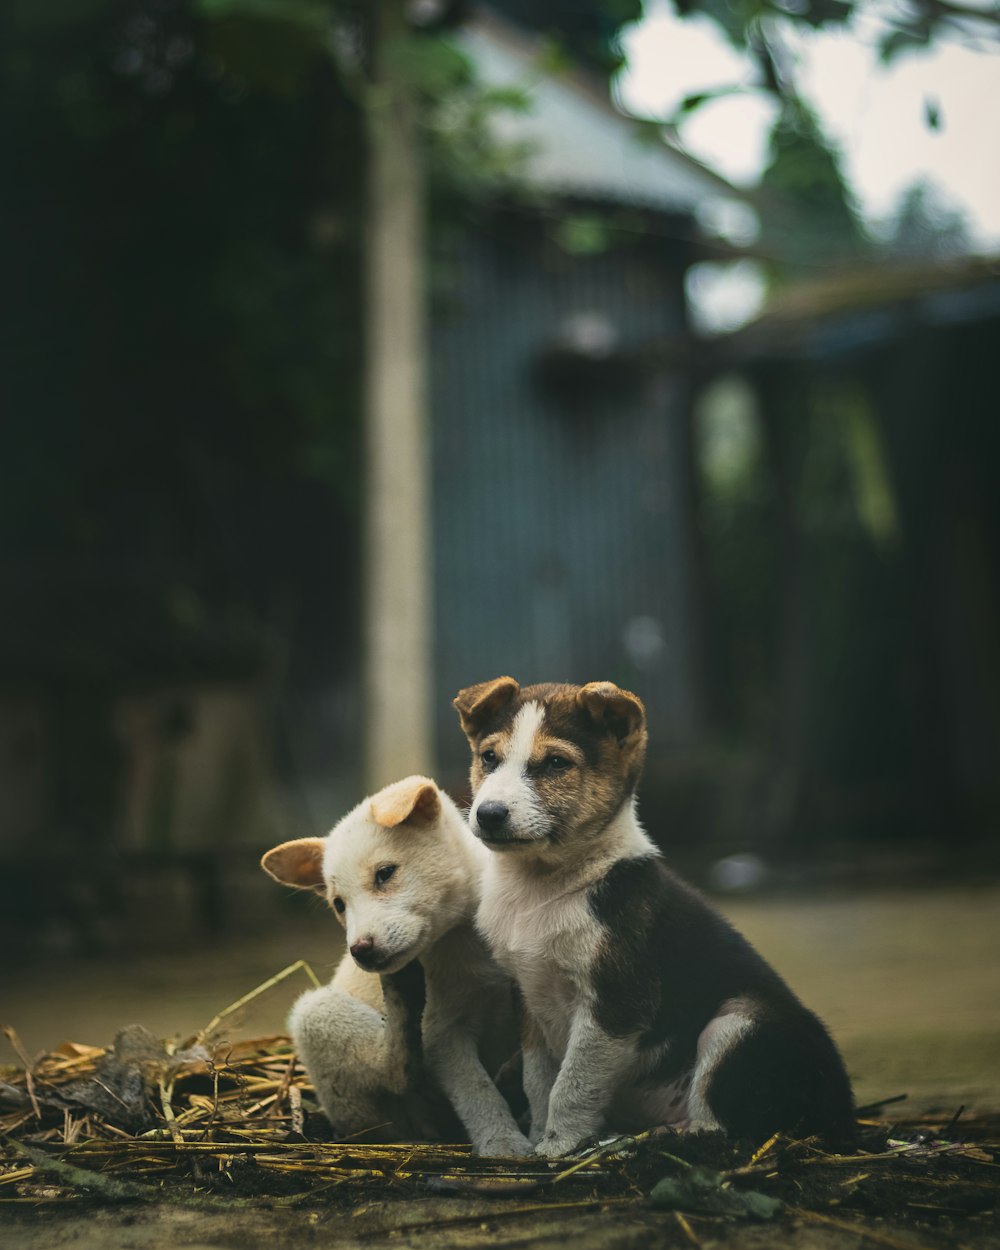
943, 1105, 966, 1137
197, 961, 321, 1045
288, 1085, 304, 1137
2, 1134, 151, 1203
551, 1129, 658, 1184
791, 1206, 930, 1250
855, 1094, 909, 1116
353, 1195, 635, 1241
748, 1131, 781, 1165
2, 970, 998, 1238
674, 1210, 704, 1247
2, 1028, 41, 1122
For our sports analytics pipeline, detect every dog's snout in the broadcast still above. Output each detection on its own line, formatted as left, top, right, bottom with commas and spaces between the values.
350, 936, 378, 967
476, 800, 510, 833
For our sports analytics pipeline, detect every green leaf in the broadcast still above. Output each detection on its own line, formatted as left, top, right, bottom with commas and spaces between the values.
878, 27, 931, 63
631, 117, 667, 148
738, 1190, 784, 1219
791, 0, 854, 28
666, 85, 746, 126
382, 35, 472, 96
650, 1168, 783, 1220
554, 215, 615, 256
481, 86, 534, 115
534, 37, 574, 77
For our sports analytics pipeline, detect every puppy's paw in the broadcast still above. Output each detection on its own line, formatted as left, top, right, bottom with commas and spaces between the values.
477, 1130, 535, 1158
536, 1132, 583, 1158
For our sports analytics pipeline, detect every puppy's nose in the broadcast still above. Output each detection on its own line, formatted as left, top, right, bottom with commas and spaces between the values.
350, 936, 378, 967
476, 800, 510, 834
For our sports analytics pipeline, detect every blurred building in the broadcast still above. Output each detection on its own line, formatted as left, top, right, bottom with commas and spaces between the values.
432, 9, 748, 786
6, 3, 997, 952
0, 3, 749, 947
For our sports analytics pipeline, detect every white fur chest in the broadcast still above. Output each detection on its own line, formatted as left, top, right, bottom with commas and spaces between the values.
478, 865, 601, 1059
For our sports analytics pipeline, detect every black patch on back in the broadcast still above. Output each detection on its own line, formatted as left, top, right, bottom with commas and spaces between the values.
588, 855, 854, 1142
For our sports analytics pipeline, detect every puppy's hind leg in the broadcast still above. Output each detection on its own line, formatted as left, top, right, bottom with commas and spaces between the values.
686, 1001, 855, 1146
289, 984, 400, 1139
683, 1005, 754, 1133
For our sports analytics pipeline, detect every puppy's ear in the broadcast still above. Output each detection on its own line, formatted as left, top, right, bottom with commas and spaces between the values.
576, 681, 646, 743
453, 676, 520, 736
261, 838, 326, 892
371, 775, 441, 830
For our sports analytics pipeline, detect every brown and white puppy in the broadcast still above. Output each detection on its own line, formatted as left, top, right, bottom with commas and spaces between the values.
454, 678, 855, 1157
262, 775, 531, 1156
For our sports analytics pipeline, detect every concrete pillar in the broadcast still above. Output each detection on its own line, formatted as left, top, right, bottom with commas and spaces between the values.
362, 0, 434, 789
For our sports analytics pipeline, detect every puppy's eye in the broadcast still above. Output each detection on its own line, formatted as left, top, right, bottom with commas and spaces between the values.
546, 755, 572, 773
333, 896, 346, 914
481, 748, 499, 771
374, 864, 397, 887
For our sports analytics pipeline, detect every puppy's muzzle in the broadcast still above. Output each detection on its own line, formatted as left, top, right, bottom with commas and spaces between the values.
476, 800, 510, 835
350, 936, 384, 970
474, 800, 534, 847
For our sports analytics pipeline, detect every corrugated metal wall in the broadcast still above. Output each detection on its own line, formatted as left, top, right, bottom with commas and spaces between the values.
431, 209, 700, 779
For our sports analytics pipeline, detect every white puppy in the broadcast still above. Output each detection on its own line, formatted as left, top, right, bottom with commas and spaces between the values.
261, 775, 532, 1156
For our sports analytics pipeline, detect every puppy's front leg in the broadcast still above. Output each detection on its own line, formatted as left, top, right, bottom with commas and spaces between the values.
423, 1023, 533, 1157
522, 1013, 559, 1146
535, 1009, 636, 1158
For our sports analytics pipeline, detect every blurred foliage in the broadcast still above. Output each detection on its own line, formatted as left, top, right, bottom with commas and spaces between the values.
651, 0, 998, 275
0, 0, 639, 685
694, 379, 778, 740
694, 372, 915, 821
759, 100, 868, 275
489, 0, 644, 74
0, 0, 365, 680
883, 180, 974, 262
665, 0, 1000, 89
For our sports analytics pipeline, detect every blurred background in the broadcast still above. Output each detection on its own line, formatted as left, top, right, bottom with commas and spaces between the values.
1, 0, 998, 1113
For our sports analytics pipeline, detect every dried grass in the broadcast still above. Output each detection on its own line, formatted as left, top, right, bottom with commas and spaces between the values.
2, 963, 998, 1238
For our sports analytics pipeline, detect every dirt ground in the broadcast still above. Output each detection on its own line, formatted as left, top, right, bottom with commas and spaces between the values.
5, 885, 999, 1114
3, 1195, 994, 1250
3, 885, 999, 1249
3, 1127, 1000, 1250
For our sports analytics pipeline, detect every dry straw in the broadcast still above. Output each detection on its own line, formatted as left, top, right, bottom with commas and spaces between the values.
2, 963, 998, 1235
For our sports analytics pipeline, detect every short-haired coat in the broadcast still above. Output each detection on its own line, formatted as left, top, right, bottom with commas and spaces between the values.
262, 775, 531, 1155
454, 678, 855, 1157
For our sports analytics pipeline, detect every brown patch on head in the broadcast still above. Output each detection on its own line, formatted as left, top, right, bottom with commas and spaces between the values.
459, 678, 650, 848
530, 683, 647, 843
370, 776, 441, 830
529, 682, 647, 780
576, 682, 646, 745
260, 837, 326, 892
453, 677, 520, 737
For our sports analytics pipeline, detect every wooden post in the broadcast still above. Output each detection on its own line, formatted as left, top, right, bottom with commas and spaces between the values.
363, 0, 434, 790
